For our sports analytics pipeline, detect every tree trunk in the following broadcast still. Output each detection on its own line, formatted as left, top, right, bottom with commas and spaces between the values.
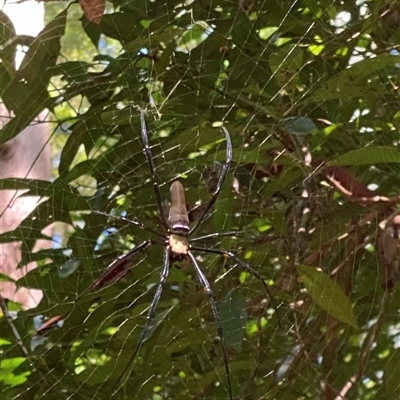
0, 103, 51, 309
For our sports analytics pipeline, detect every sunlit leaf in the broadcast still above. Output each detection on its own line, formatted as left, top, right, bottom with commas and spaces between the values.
297, 265, 359, 329
329, 146, 400, 166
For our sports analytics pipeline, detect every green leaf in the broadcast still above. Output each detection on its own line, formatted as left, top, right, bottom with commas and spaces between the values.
0, 62, 13, 97
297, 265, 359, 329
0, 357, 30, 386
304, 55, 400, 103
59, 105, 110, 175
0, 10, 16, 77
80, 15, 101, 49
0, 10, 15, 46
0, 178, 54, 196
329, 146, 400, 166
100, 12, 142, 45
0, 273, 16, 283
384, 349, 400, 400
17, 9, 66, 88
282, 116, 317, 136
0, 9, 67, 144
269, 44, 304, 91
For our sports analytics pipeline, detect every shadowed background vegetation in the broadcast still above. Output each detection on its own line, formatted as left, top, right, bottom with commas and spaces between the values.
0, 1, 399, 399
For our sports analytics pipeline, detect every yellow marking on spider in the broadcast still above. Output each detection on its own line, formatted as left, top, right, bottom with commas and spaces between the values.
169, 234, 189, 255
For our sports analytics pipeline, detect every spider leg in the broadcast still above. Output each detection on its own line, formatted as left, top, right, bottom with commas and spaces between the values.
91, 210, 165, 238
190, 231, 245, 242
139, 110, 170, 231
190, 126, 232, 236
113, 246, 171, 392
187, 251, 234, 400
190, 246, 281, 326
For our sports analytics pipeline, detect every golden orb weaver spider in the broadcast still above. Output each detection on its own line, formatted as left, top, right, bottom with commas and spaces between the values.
84, 111, 279, 399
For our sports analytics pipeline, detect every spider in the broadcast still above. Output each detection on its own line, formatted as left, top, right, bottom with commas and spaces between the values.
88, 111, 278, 399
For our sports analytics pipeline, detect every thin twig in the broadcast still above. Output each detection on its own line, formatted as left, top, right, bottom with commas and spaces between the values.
325, 175, 400, 205
0, 294, 31, 362
334, 290, 390, 400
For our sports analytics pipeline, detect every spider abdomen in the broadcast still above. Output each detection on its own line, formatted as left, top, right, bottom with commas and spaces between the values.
168, 181, 190, 234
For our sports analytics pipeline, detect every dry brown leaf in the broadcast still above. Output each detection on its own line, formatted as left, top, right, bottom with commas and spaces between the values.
36, 0, 104, 24
322, 166, 374, 198
78, 0, 105, 24
377, 221, 400, 288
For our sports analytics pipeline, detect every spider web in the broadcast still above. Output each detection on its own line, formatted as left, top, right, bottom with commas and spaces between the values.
1, 1, 400, 400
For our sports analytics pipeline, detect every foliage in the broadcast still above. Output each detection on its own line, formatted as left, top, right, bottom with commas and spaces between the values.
1, 1, 400, 399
